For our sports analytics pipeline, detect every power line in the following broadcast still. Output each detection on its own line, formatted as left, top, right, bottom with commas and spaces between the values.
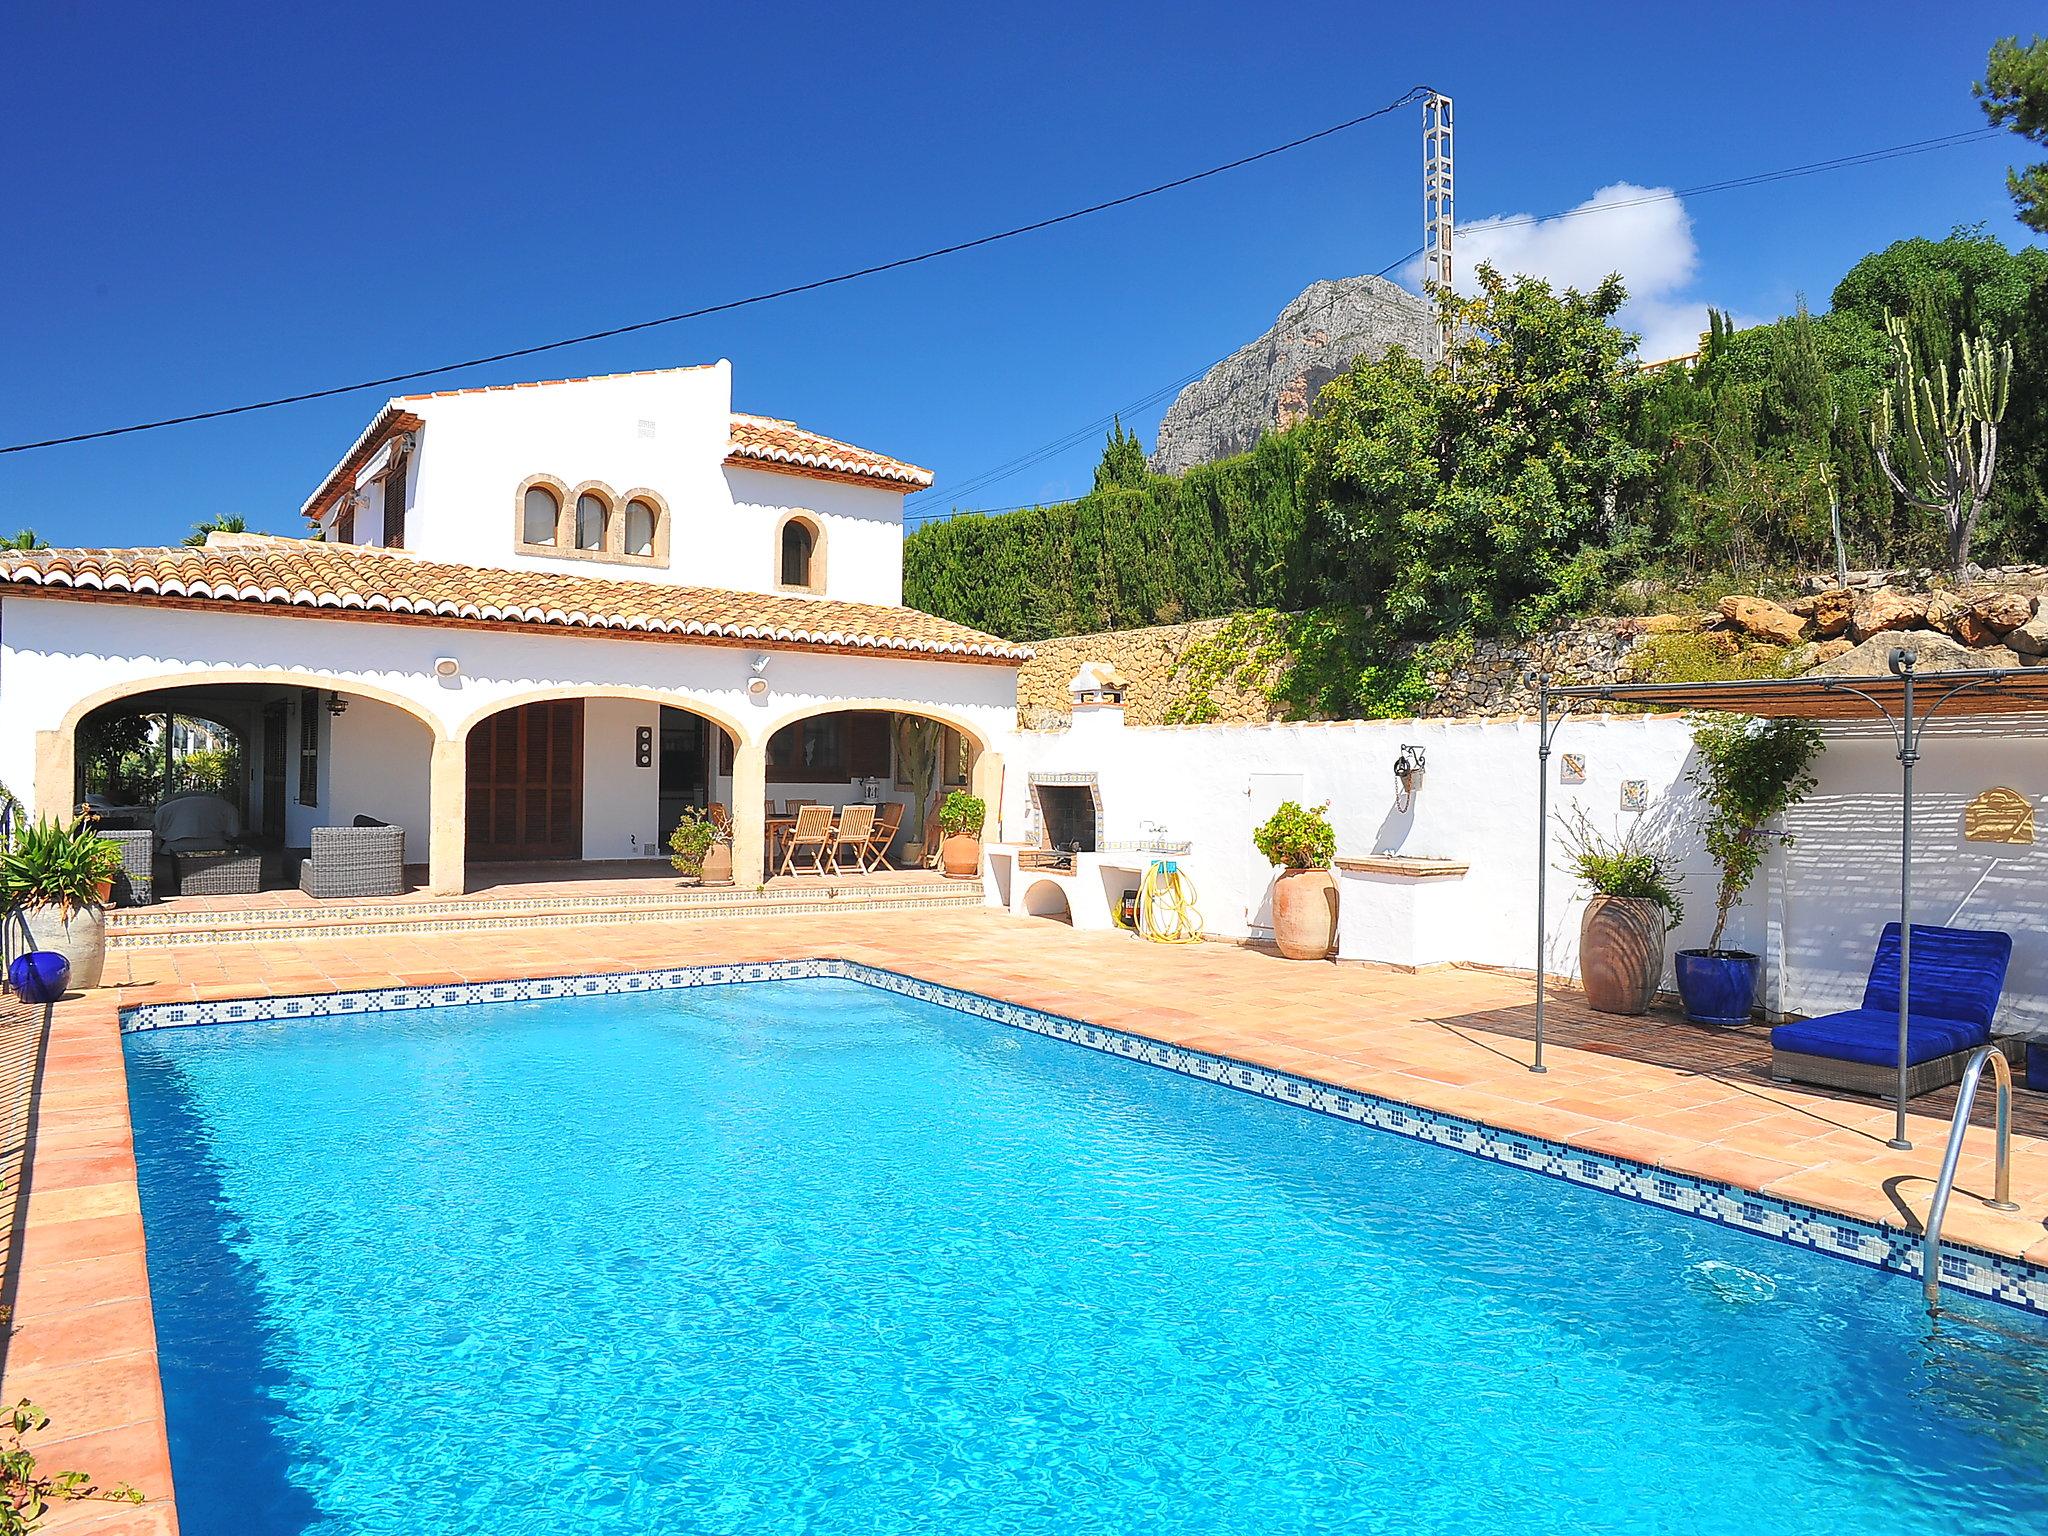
903, 366, 1209, 522
1467, 128, 2001, 235
0, 86, 1437, 457
906, 126, 2004, 525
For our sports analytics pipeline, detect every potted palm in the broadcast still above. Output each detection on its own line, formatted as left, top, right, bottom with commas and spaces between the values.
897, 720, 939, 867
2, 814, 123, 993
937, 790, 986, 880
1561, 812, 1682, 1014
1677, 716, 1821, 1025
1254, 800, 1338, 960
668, 809, 733, 887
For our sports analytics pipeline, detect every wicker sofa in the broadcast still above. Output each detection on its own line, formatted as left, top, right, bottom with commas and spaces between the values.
298, 818, 407, 900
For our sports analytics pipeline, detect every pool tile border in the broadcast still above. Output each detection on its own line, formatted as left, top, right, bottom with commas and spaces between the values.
120, 959, 2048, 1319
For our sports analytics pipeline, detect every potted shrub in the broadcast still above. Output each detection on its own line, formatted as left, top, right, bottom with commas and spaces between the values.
1255, 800, 1338, 960
2, 814, 123, 992
1561, 812, 1682, 1014
668, 809, 732, 887
937, 790, 986, 880
1677, 716, 1821, 1025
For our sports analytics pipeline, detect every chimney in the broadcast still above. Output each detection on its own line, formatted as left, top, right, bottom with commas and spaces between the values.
1067, 661, 1127, 734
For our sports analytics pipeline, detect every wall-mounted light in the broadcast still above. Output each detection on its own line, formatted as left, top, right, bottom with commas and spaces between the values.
1393, 743, 1426, 812
750, 652, 771, 676
746, 676, 770, 701
327, 692, 349, 717
433, 656, 461, 679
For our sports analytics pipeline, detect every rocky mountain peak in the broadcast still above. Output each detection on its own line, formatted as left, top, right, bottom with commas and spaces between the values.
1148, 275, 1435, 476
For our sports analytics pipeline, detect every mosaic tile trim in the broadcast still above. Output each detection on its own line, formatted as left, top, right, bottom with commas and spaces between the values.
108, 882, 967, 929
106, 893, 981, 949
119, 959, 2048, 1319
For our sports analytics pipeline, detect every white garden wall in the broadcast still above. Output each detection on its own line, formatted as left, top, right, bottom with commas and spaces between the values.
997, 708, 2048, 1034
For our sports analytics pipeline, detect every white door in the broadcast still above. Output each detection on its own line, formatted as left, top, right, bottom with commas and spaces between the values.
1246, 772, 1306, 932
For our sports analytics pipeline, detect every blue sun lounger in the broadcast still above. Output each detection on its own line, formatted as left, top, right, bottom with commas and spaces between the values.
1770, 923, 2012, 1099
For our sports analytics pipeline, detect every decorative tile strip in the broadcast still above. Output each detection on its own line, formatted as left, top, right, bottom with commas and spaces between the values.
118, 959, 2048, 1318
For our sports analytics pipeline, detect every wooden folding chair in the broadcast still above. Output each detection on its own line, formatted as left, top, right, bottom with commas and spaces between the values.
830, 804, 876, 875
778, 804, 835, 876
861, 803, 903, 872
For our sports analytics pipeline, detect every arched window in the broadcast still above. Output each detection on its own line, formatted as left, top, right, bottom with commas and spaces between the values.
624, 498, 657, 558
575, 493, 608, 552
780, 519, 816, 589
522, 485, 560, 546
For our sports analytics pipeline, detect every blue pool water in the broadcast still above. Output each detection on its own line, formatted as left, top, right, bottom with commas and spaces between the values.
126, 977, 2048, 1535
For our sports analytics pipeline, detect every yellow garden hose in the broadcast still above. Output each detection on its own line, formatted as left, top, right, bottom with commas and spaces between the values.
1137, 859, 1203, 944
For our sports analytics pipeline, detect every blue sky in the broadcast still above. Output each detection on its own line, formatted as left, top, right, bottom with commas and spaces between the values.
3, 2, 2041, 548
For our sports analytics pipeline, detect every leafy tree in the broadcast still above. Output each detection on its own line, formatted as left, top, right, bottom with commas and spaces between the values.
1304, 264, 1655, 637
183, 514, 248, 546
1977, 34, 2048, 232
1092, 416, 1148, 491
0, 530, 45, 551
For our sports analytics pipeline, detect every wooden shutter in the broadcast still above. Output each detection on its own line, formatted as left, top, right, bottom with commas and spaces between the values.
465, 700, 584, 860
381, 451, 408, 549
846, 712, 891, 779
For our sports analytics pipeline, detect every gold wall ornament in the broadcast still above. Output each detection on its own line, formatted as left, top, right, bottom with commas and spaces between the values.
1963, 786, 2035, 845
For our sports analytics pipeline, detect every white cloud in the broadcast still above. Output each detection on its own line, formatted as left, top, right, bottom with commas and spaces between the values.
1407, 183, 1727, 362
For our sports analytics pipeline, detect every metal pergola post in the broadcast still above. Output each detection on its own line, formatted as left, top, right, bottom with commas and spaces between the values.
1529, 673, 1572, 1075
1533, 680, 1550, 1075
1890, 653, 1917, 1151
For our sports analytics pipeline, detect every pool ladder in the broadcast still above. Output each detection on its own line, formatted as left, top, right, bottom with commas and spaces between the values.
1920, 1045, 2019, 1316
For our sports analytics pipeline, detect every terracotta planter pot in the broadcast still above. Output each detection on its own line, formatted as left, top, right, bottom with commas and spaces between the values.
1579, 895, 1666, 1014
14, 903, 107, 992
699, 842, 733, 887
1270, 868, 1337, 960
939, 834, 982, 880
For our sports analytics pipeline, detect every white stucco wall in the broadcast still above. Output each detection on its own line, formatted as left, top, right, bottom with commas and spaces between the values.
318, 364, 910, 606
1772, 723, 2048, 1037
996, 712, 1733, 985
582, 697, 663, 860
321, 699, 435, 863
997, 708, 2048, 1031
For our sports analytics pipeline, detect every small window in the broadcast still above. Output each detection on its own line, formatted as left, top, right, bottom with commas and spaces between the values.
781, 520, 815, 588
625, 499, 656, 558
523, 486, 560, 546
576, 493, 608, 552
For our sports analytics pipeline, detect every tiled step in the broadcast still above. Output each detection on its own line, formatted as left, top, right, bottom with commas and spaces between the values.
107, 882, 982, 948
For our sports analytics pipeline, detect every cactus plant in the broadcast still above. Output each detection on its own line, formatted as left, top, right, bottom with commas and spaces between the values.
1868, 313, 2013, 575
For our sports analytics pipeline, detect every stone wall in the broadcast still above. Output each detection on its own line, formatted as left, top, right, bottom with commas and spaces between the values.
1015, 618, 1285, 729
1420, 620, 1651, 717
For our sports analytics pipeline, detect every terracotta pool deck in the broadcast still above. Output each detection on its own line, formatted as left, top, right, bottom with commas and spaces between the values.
5, 906, 2047, 1531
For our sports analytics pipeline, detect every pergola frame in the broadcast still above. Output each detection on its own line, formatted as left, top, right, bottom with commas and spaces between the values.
1530, 651, 2048, 1150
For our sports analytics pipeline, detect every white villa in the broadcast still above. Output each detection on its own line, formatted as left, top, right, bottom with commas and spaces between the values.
0, 362, 1027, 894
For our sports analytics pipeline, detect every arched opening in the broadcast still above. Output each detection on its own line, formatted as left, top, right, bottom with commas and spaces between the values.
523, 484, 561, 546
624, 498, 658, 558
457, 691, 740, 891
575, 492, 609, 553
69, 680, 434, 904
778, 515, 822, 592
1022, 880, 1073, 924
755, 704, 988, 878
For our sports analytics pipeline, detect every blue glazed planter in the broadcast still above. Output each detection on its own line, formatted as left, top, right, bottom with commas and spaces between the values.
8, 950, 72, 1005
1675, 949, 1759, 1026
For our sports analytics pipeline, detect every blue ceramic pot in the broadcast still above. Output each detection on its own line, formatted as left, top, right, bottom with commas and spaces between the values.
8, 950, 72, 1005
1675, 949, 1759, 1026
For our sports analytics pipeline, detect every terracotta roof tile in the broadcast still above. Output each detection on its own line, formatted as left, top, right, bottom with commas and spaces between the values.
726, 414, 932, 488
0, 537, 1028, 663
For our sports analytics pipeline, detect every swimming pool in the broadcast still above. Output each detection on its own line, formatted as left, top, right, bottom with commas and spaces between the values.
126, 972, 2048, 1535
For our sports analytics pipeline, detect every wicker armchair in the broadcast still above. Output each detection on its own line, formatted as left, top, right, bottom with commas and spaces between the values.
298, 820, 407, 899
102, 828, 159, 906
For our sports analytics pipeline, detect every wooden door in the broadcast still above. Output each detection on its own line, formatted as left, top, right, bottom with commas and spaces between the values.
466, 700, 584, 861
